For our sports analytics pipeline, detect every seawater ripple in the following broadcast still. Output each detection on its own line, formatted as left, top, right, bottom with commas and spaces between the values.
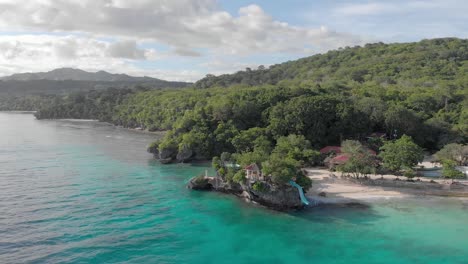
1, 113, 468, 264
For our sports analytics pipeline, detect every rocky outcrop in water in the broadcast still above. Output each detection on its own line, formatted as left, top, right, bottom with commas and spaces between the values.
158, 147, 177, 164
187, 176, 305, 210
148, 144, 199, 164
176, 145, 194, 163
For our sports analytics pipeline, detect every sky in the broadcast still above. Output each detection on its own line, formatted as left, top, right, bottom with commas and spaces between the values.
0, 0, 467, 82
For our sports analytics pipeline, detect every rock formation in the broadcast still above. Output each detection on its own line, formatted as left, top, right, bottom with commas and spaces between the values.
187, 176, 305, 210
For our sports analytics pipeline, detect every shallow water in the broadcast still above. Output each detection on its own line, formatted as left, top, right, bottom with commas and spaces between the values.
1, 112, 467, 264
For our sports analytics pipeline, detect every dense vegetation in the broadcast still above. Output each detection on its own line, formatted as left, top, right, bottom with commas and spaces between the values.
33, 88, 138, 121
0, 95, 55, 111
195, 38, 468, 88
5, 38, 467, 177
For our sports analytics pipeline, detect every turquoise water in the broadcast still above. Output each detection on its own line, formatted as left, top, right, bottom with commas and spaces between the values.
1, 113, 468, 264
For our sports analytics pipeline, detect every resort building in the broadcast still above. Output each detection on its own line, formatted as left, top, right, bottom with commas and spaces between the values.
245, 163, 264, 182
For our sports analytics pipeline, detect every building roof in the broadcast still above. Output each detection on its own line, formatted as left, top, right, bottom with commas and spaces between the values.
320, 146, 342, 154
330, 154, 349, 164
245, 163, 260, 171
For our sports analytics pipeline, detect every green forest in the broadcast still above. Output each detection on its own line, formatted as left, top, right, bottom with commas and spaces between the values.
6, 38, 467, 171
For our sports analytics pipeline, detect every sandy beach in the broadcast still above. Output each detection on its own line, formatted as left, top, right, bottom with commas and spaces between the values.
305, 168, 468, 204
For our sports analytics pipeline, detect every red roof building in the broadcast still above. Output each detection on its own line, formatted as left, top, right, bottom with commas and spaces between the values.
329, 154, 350, 165
320, 146, 342, 155
244, 163, 263, 182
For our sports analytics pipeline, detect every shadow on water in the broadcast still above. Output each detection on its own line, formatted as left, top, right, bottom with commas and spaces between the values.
288, 202, 386, 225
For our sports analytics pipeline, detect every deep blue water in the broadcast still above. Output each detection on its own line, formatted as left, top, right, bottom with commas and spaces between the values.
1, 112, 467, 264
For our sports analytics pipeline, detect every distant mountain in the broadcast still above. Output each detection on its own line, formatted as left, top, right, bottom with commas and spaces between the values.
1, 68, 169, 82
0, 68, 192, 96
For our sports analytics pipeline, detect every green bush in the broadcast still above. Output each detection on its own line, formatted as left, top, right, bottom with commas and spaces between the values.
212, 156, 222, 170
252, 181, 268, 192
225, 168, 236, 182
147, 140, 160, 154
403, 168, 416, 179
194, 175, 208, 184
442, 160, 465, 179
233, 170, 246, 184
295, 173, 312, 191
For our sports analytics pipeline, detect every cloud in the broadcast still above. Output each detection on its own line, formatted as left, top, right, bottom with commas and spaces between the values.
0, 35, 183, 78
108, 40, 146, 60
0, 35, 155, 61
0, 0, 366, 56
173, 48, 202, 57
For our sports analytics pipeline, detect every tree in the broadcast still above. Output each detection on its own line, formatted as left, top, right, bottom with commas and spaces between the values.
441, 160, 465, 181
384, 105, 425, 144
272, 134, 320, 166
213, 121, 239, 154
231, 127, 268, 153
379, 135, 424, 173
403, 167, 416, 180
260, 153, 313, 190
212, 156, 222, 171
435, 143, 467, 166
337, 140, 377, 178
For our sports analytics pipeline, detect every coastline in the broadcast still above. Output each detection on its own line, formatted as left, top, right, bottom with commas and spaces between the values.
0, 110, 37, 113
305, 168, 468, 205
24, 113, 167, 136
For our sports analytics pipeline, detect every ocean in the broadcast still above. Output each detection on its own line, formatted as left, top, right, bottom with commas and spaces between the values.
1, 112, 467, 264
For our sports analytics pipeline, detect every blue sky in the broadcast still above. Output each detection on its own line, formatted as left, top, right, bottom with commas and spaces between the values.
0, 0, 466, 81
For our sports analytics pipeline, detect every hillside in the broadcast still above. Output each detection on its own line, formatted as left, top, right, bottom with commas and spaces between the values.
24, 38, 468, 157
195, 38, 468, 89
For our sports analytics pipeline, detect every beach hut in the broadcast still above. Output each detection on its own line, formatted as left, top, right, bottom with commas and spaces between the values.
245, 163, 263, 181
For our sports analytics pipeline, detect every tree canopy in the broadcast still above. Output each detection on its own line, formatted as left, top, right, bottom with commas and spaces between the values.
379, 135, 425, 173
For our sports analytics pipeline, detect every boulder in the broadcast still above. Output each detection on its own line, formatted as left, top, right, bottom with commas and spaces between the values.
319, 192, 327, 197
147, 145, 159, 156
187, 176, 213, 190
158, 147, 176, 163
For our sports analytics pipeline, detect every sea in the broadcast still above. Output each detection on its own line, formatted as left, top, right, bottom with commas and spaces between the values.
1, 112, 467, 264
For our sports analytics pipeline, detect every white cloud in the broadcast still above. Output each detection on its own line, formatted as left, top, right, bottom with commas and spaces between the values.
0, 35, 155, 61
0, 35, 180, 78
108, 40, 146, 60
0, 1, 366, 56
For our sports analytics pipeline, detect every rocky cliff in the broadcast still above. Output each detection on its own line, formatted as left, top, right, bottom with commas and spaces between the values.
187, 176, 305, 211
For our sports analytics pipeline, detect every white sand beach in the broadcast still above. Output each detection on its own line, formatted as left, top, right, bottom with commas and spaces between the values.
305, 168, 468, 204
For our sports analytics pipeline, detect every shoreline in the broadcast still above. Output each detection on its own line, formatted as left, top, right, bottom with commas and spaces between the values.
13, 111, 166, 136
305, 168, 468, 205
0, 110, 37, 113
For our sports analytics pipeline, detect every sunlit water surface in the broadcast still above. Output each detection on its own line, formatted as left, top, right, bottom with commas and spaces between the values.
1, 112, 467, 264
